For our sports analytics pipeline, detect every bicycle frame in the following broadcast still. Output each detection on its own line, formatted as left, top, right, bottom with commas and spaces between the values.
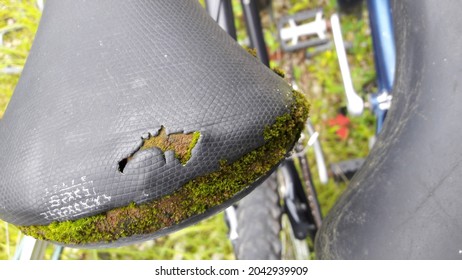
367, 0, 395, 133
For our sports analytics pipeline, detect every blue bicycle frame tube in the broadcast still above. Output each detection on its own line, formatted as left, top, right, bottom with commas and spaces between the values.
367, 0, 396, 133
368, 0, 395, 93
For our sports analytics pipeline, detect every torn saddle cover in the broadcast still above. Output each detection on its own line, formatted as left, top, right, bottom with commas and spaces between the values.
0, 0, 308, 246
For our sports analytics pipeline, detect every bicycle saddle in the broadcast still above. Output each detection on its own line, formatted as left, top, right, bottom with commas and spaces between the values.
0, 0, 309, 247
316, 0, 462, 259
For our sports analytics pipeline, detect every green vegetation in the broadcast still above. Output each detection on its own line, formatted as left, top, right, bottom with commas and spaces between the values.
136, 127, 200, 165
0, 0, 375, 259
0, 0, 40, 118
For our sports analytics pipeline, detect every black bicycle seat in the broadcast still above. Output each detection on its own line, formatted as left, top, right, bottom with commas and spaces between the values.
0, 0, 309, 247
316, 0, 462, 259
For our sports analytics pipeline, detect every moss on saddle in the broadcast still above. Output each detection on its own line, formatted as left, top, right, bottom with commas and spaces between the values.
245, 46, 258, 58
245, 47, 285, 78
139, 127, 200, 165
19, 90, 309, 246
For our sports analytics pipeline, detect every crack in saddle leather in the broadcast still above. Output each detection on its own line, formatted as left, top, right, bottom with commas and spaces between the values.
0, 0, 303, 243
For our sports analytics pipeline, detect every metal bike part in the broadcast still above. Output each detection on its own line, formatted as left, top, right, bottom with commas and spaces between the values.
205, 0, 237, 40
367, 0, 395, 95
278, 9, 328, 52
281, 160, 319, 240
331, 13, 364, 116
36, 0, 44, 11
372, 91, 392, 111
295, 152, 323, 230
367, 0, 396, 133
1, 66, 21, 74
241, 0, 269, 66
280, 215, 310, 259
331, 158, 365, 182
276, 171, 310, 260
306, 120, 328, 184
14, 236, 48, 260
0, 26, 23, 74
224, 206, 239, 242
292, 122, 328, 185
0, 26, 18, 46
51, 245, 64, 260
369, 91, 392, 132
291, 79, 328, 185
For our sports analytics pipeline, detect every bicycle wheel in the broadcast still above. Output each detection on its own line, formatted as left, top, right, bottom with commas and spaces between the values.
232, 172, 282, 260
232, 168, 314, 260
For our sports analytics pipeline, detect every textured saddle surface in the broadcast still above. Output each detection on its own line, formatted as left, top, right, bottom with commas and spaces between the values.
0, 0, 308, 246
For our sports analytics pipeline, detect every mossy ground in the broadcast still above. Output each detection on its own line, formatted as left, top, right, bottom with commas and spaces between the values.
19, 90, 309, 246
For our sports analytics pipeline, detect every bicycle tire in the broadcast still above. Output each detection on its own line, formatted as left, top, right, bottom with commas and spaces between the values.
233, 172, 282, 260
316, 0, 462, 259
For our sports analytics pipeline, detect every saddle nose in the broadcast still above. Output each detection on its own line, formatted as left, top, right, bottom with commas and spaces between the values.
0, 0, 309, 247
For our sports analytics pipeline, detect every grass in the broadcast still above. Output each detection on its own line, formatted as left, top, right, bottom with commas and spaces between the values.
0, 0, 376, 259
0, 0, 39, 118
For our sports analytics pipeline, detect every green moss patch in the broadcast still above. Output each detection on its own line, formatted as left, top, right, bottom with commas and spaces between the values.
245, 47, 258, 58
245, 47, 285, 78
19, 90, 309, 246
118, 128, 200, 173
139, 127, 200, 165
272, 67, 285, 78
